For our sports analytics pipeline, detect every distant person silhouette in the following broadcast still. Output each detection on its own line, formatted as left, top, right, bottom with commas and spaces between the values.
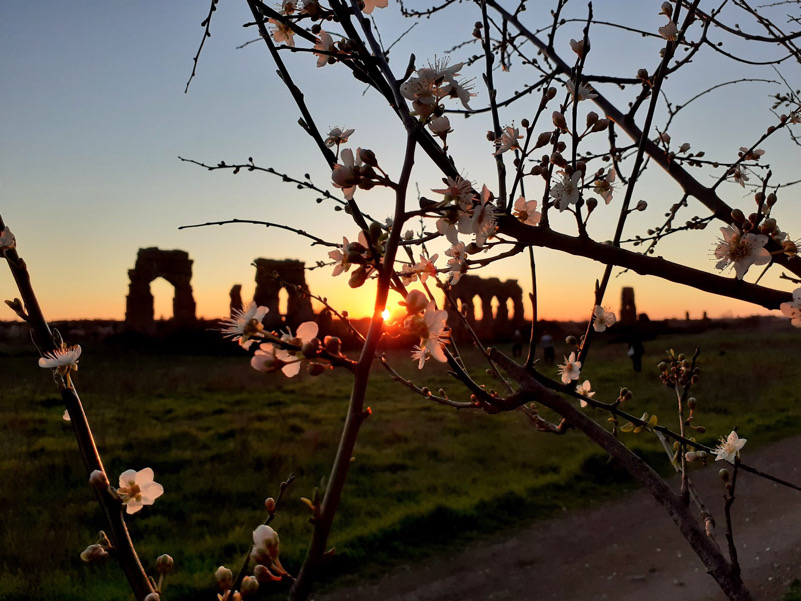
540, 331, 555, 364
512, 329, 524, 357
628, 336, 645, 372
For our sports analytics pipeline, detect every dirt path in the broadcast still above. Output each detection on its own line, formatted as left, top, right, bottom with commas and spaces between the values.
317, 436, 801, 601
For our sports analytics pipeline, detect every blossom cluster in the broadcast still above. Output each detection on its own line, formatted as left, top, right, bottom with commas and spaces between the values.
400, 290, 450, 369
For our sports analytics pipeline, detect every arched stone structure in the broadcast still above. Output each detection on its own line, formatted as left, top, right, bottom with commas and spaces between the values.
229, 284, 244, 318
125, 248, 196, 332
448, 274, 524, 340
253, 258, 315, 330
620, 287, 637, 324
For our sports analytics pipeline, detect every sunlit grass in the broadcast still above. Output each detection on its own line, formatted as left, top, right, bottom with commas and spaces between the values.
1, 327, 799, 600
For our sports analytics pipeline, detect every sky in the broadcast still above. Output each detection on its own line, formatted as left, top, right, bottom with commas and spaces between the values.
2, 1, 800, 324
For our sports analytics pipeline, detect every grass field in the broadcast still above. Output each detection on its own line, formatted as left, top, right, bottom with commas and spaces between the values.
1, 325, 800, 600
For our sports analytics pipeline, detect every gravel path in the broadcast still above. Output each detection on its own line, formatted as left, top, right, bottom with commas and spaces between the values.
317, 435, 801, 601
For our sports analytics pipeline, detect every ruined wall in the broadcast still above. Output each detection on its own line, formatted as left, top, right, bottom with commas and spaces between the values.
252, 258, 315, 330
447, 274, 525, 340
125, 248, 196, 332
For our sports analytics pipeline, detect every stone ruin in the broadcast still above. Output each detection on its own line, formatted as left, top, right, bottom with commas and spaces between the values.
229, 259, 315, 331
620, 287, 637, 324
125, 248, 196, 333
448, 274, 525, 340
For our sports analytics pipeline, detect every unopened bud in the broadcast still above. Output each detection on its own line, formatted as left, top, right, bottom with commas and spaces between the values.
635, 200, 648, 211
719, 468, 730, 482
551, 152, 567, 168
535, 131, 552, 149
323, 336, 342, 355
552, 111, 568, 132
586, 111, 599, 127
767, 192, 778, 206
520, 118, 530, 129
685, 451, 698, 462
695, 426, 706, 434
89, 470, 109, 490
586, 197, 598, 211
731, 208, 745, 223
241, 575, 260, 596
144, 594, 161, 601
358, 148, 378, 167
591, 119, 610, 132
216, 566, 234, 589
265, 497, 277, 512
156, 554, 174, 574
546, 87, 557, 100
687, 397, 697, 409
80, 544, 108, 563
566, 335, 578, 345
637, 68, 649, 81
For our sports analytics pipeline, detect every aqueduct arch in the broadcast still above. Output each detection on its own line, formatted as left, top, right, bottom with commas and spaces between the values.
448, 274, 524, 340
125, 248, 196, 332
252, 258, 314, 330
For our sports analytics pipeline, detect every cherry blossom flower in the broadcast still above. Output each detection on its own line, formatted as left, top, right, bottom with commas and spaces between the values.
415, 254, 439, 283
549, 171, 582, 210
714, 431, 746, 464
328, 232, 369, 277
713, 224, 771, 279
513, 197, 541, 226
436, 216, 460, 245
658, 131, 671, 145
558, 352, 582, 384
739, 147, 765, 161
220, 302, 269, 349
780, 287, 801, 327
593, 169, 616, 204
445, 242, 467, 284
0, 227, 15, 250
575, 380, 595, 408
432, 176, 475, 208
402, 254, 439, 285
429, 115, 451, 137
251, 343, 281, 373
331, 148, 363, 200
593, 305, 617, 332
276, 321, 319, 377
493, 125, 523, 155
731, 167, 749, 187
268, 18, 295, 47
251, 525, 287, 578
324, 126, 354, 147
401, 59, 474, 117
659, 20, 679, 41
569, 38, 586, 57
39, 344, 81, 374
361, 0, 388, 14
117, 468, 164, 515
459, 185, 496, 246
313, 31, 335, 67
565, 80, 597, 102
404, 296, 449, 369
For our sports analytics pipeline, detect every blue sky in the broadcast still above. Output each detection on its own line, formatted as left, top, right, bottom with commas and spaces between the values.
2, 1, 799, 322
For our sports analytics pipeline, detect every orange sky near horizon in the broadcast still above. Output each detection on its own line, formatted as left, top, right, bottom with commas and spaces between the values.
2, 2, 798, 329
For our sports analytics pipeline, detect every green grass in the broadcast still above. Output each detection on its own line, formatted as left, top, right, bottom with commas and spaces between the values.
1, 327, 800, 600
